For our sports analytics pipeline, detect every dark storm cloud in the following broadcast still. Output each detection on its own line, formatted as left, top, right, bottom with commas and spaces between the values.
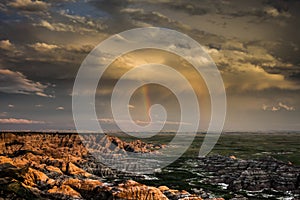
88, 0, 134, 32
1, 0, 299, 130
118, 4, 300, 85
264, 0, 290, 12
206, 39, 300, 92
125, 0, 210, 16
89, 0, 129, 13
120, 0, 287, 18
0, 0, 107, 83
0, 0, 104, 130
0, 17, 96, 82
0, 69, 51, 97
120, 8, 189, 29
0, 39, 86, 82
290, 72, 300, 80
33, 10, 107, 34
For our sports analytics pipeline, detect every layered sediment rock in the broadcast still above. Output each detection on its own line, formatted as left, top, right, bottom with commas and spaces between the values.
0, 132, 215, 200
195, 155, 300, 195
113, 180, 169, 200
1, 132, 299, 199
0, 157, 210, 200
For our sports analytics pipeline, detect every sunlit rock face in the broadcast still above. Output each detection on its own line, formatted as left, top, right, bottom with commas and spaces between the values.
0, 132, 214, 200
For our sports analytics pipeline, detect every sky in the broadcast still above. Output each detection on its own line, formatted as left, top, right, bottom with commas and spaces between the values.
0, 0, 299, 132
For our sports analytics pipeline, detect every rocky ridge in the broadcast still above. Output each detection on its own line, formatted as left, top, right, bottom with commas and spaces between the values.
0, 132, 221, 200
190, 155, 300, 198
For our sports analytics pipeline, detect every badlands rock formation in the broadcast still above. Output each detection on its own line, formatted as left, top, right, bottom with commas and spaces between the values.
0, 132, 221, 200
195, 155, 300, 196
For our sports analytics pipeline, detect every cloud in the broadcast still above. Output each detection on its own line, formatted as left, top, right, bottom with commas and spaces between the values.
168, 1, 209, 15
9, 0, 49, 11
65, 44, 94, 54
98, 118, 114, 123
224, 64, 299, 91
262, 102, 295, 112
36, 17, 105, 33
0, 112, 7, 117
98, 118, 191, 126
56, 106, 64, 110
278, 102, 295, 111
121, 8, 145, 14
207, 45, 300, 91
60, 10, 107, 31
0, 40, 14, 51
128, 104, 135, 109
264, 6, 290, 18
0, 69, 50, 97
0, 2, 7, 12
0, 118, 45, 124
38, 20, 56, 31
120, 8, 191, 30
8, 104, 14, 108
29, 42, 59, 51
59, 10, 107, 31
209, 42, 292, 69
36, 20, 75, 32
23, 43, 87, 65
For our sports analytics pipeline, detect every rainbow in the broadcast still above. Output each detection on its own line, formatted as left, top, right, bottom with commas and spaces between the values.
142, 85, 151, 121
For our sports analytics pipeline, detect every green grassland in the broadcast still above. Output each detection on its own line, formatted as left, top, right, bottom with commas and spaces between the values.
110, 132, 300, 165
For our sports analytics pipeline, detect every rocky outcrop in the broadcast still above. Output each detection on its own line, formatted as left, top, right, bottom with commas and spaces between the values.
107, 136, 165, 153
0, 156, 218, 200
0, 132, 164, 177
48, 185, 82, 199
158, 185, 204, 200
0, 132, 214, 200
112, 180, 215, 200
1, 132, 299, 199
194, 155, 300, 195
113, 180, 168, 200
